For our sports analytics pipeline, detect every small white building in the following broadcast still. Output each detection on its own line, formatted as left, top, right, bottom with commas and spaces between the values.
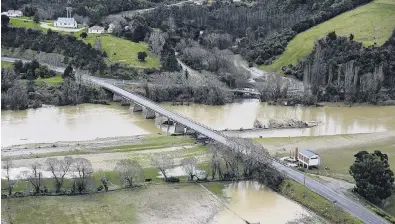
2, 10, 23, 17
54, 17, 77, 28
298, 149, 320, 168
88, 25, 105, 34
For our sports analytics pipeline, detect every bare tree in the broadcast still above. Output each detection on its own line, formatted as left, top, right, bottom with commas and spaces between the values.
2, 159, 15, 196
46, 157, 73, 192
208, 143, 223, 180
72, 158, 93, 193
22, 163, 43, 194
151, 154, 174, 181
181, 157, 198, 181
115, 159, 144, 187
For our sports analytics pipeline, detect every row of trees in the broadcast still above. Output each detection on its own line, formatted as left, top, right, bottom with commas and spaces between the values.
285, 30, 395, 104
1, 0, 159, 24
3, 138, 284, 195
135, 70, 233, 105
2, 27, 107, 75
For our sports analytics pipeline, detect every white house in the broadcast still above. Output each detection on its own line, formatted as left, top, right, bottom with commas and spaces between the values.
2, 10, 23, 17
54, 17, 77, 28
88, 25, 105, 34
298, 149, 320, 168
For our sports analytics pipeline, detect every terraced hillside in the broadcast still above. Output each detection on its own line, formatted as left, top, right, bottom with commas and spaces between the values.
262, 0, 395, 72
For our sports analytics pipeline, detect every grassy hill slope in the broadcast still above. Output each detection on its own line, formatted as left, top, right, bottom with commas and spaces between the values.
261, 0, 395, 72
7, 18, 160, 69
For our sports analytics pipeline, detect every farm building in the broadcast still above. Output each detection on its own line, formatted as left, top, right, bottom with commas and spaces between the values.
54, 7, 77, 28
54, 18, 77, 28
1, 10, 23, 17
298, 149, 320, 168
88, 25, 105, 34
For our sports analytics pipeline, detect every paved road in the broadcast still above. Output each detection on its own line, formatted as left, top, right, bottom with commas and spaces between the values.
2, 56, 388, 223
84, 74, 387, 224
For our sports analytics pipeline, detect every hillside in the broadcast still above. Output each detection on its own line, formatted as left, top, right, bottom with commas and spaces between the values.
262, 0, 395, 72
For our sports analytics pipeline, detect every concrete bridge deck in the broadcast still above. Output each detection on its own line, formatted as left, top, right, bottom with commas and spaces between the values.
0, 56, 387, 223
84, 75, 387, 224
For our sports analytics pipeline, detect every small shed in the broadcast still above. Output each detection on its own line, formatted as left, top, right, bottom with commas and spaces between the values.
298, 149, 320, 168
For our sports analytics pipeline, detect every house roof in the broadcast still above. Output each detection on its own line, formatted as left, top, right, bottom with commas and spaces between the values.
89, 25, 105, 30
56, 17, 76, 23
299, 149, 318, 158
7, 10, 22, 13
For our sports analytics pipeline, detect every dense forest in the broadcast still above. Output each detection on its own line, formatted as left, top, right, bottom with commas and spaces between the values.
2, 27, 108, 74
1, 0, 176, 24
1, 61, 108, 110
142, 0, 373, 66
285, 29, 395, 104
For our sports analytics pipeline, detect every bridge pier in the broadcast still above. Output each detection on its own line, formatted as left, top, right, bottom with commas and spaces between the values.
113, 94, 122, 102
132, 103, 143, 112
143, 107, 156, 119
174, 123, 185, 134
121, 99, 130, 106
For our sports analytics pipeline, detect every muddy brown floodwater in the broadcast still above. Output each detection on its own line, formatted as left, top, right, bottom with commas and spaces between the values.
210, 181, 317, 224
2, 100, 395, 147
1, 104, 160, 147
163, 99, 395, 138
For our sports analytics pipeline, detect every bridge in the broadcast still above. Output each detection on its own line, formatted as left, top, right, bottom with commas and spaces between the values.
0, 56, 387, 223
83, 75, 387, 224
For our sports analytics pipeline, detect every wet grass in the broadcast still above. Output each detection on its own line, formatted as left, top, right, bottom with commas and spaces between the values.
99, 135, 196, 151
280, 179, 362, 224
81, 34, 160, 68
262, 0, 395, 71
311, 140, 395, 182
1, 188, 139, 224
10, 18, 44, 30
201, 182, 225, 196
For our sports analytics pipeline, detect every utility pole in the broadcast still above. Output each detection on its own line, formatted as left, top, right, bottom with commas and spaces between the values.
303, 175, 306, 186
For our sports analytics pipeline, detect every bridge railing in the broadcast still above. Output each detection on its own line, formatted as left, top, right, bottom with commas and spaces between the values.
106, 80, 230, 139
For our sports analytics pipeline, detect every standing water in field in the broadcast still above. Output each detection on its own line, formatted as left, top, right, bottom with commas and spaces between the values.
210, 181, 314, 224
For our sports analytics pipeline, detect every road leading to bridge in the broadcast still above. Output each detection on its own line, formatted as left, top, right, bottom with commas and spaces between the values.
85, 75, 388, 224
1, 56, 388, 223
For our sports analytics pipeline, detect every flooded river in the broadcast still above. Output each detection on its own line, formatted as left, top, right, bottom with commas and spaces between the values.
2, 100, 395, 147
211, 181, 311, 224
1, 104, 160, 147
164, 99, 395, 138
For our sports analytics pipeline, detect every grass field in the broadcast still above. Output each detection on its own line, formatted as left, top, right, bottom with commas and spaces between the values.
35, 74, 64, 86
261, 0, 395, 71
280, 179, 362, 223
10, 18, 44, 30
1, 61, 13, 68
98, 135, 195, 151
1, 189, 139, 224
82, 34, 160, 68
